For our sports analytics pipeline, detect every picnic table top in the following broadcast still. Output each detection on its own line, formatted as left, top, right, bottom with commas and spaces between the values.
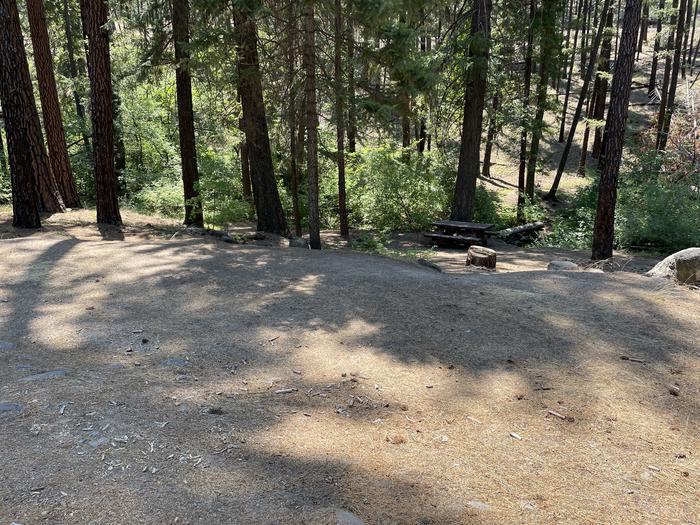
432, 220, 495, 231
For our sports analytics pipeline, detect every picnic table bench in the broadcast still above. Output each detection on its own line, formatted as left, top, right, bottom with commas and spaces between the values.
424, 220, 495, 247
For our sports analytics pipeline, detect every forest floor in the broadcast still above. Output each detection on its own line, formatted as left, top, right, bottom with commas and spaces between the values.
1, 210, 699, 525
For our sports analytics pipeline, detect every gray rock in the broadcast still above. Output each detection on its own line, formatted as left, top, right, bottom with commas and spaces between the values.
107, 363, 126, 370
162, 357, 188, 368
646, 248, 700, 285
0, 403, 24, 416
14, 364, 32, 371
335, 509, 366, 525
467, 500, 492, 511
17, 369, 68, 382
0, 341, 16, 350
288, 237, 309, 249
88, 437, 110, 448
547, 260, 579, 271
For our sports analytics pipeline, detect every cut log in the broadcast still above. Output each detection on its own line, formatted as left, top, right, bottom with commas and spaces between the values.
495, 221, 545, 239
466, 246, 497, 269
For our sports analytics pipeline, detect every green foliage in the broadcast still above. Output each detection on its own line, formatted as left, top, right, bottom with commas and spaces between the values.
545, 152, 700, 253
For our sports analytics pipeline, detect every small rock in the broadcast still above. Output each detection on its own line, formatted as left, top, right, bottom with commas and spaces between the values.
17, 369, 68, 382
547, 260, 579, 271
0, 403, 24, 417
467, 500, 491, 511
335, 509, 366, 525
162, 357, 188, 368
14, 364, 32, 371
669, 384, 681, 396
88, 437, 110, 448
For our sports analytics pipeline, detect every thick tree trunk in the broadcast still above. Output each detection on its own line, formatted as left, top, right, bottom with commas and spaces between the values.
546, 0, 612, 200
172, 0, 203, 227
657, 0, 688, 151
518, 0, 536, 220
232, 7, 287, 235
27, 0, 81, 209
303, 0, 321, 249
80, 0, 122, 225
0, 0, 45, 227
334, 0, 349, 238
450, 0, 492, 222
592, 0, 643, 260
62, 0, 90, 154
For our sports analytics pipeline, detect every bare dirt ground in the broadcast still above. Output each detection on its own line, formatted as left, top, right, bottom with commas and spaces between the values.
1, 211, 699, 525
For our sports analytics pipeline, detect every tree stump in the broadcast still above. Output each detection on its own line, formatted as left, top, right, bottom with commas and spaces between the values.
466, 246, 497, 269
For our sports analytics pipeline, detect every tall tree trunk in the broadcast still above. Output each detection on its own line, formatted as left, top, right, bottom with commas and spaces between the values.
232, 7, 288, 235
334, 0, 349, 238
27, 0, 81, 209
450, 0, 492, 221
0, 0, 45, 227
285, 1, 302, 237
657, 0, 687, 151
592, 9, 614, 159
239, 128, 253, 204
80, 0, 121, 225
481, 94, 499, 179
346, 2, 357, 153
649, 0, 666, 96
558, 0, 583, 142
172, 0, 203, 226
681, 0, 694, 75
655, 0, 677, 143
303, 0, 321, 249
526, 0, 560, 200
578, 93, 594, 175
0, 119, 7, 175
62, 0, 90, 154
546, 0, 612, 200
689, 0, 699, 68
518, 0, 537, 220
637, 0, 649, 57
592, 0, 643, 260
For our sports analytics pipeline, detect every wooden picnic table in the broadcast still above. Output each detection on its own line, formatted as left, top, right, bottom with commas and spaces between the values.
424, 220, 495, 247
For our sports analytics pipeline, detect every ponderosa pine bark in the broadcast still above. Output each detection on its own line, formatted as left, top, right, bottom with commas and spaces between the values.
592, 0, 643, 260
0, 0, 44, 227
232, 6, 288, 235
304, 0, 321, 249
172, 0, 203, 227
0, 117, 7, 175
450, 0, 492, 222
334, 0, 349, 238
80, 0, 122, 225
27, 0, 81, 209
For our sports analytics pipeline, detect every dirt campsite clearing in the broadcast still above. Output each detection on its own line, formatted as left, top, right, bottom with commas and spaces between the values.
1, 212, 699, 525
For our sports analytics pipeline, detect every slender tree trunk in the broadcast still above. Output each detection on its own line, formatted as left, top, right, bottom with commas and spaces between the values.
0, 120, 7, 175
681, 0, 694, 75
592, 9, 614, 158
578, 93, 594, 175
303, 0, 321, 249
80, 0, 121, 225
239, 129, 253, 204
27, 0, 81, 209
450, 0, 492, 221
172, 0, 203, 226
346, 3, 357, 153
526, 0, 560, 200
518, 0, 537, 220
232, 7, 288, 235
649, 0, 666, 96
657, 0, 687, 151
689, 0, 699, 68
547, 0, 612, 200
558, 0, 583, 142
656, 0, 677, 140
481, 94, 499, 179
334, 0, 349, 237
0, 0, 46, 227
637, 0, 649, 57
592, 0, 643, 260
62, 0, 90, 154
285, 2, 302, 237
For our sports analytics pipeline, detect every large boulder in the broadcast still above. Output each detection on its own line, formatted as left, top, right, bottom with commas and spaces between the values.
646, 248, 700, 285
